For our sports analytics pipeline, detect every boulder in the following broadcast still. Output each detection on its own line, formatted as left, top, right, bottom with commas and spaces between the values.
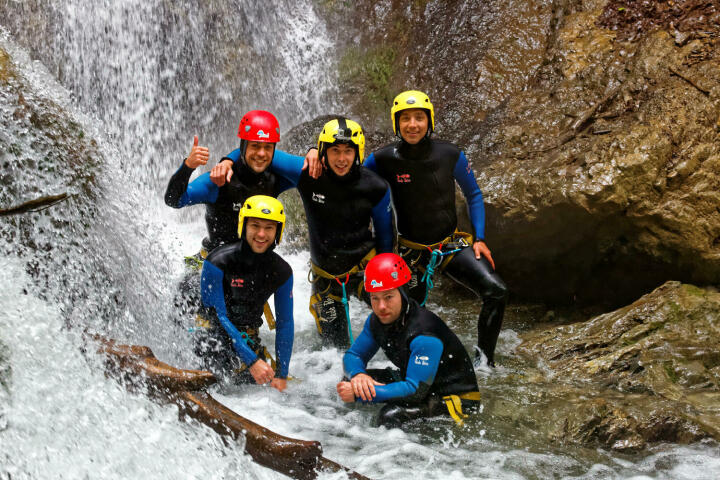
514, 281, 720, 450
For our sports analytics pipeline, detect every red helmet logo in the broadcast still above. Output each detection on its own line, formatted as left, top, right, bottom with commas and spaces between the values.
238, 110, 280, 143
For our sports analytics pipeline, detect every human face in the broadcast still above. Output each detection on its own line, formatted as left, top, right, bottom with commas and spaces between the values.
244, 141, 275, 173
369, 288, 403, 324
326, 143, 356, 177
397, 108, 429, 144
244, 217, 278, 253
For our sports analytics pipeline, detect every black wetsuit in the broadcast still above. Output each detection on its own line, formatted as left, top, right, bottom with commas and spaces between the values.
271, 156, 394, 348
365, 138, 508, 365
199, 240, 294, 381
344, 297, 479, 427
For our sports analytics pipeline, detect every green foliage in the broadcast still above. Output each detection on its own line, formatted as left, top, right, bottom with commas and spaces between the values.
339, 46, 396, 117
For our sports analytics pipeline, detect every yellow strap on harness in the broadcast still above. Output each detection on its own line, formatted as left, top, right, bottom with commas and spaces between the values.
399, 231, 473, 273
263, 302, 275, 330
308, 248, 377, 281
442, 391, 482, 426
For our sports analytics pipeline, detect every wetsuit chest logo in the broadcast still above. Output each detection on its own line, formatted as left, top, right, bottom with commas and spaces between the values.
231, 277, 244, 288
312, 192, 326, 204
232, 202, 243, 211
414, 355, 429, 366
396, 173, 411, 183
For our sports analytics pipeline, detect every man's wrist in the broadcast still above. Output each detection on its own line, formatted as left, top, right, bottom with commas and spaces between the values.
306, 146, 318, 153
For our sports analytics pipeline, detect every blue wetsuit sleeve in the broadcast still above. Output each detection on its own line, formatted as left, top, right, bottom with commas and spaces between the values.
343, 316, 379, 378
453, 151, 485, 240
221, 149, 241, 163
369, 336, 443, 403
270, 149, 303, 187
200, 261, 258, 366
273, 275, 294, 379
371, 188, 394, 253
363, 153, 378, 173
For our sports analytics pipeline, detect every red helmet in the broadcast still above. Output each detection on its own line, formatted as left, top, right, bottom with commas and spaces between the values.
238, 110, 280, 143
364, 253, 412, 293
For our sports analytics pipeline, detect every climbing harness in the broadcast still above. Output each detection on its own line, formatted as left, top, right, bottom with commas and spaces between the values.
307, 249, 376, 336
399, 231, 473, 306
442, 391, 482, 426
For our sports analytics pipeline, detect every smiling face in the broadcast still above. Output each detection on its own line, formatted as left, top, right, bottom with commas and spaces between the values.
244, 217, 278, 253
325, 143, 357, 177
397, 108, 429, 144
244, 141, 275, 173
369, 288, 403, 325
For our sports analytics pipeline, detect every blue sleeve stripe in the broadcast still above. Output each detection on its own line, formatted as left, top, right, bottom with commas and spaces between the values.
200, 261, 258, 365
181, 173, 220, 206
273, 275, 294, 378
371, 188, 394, 253
343, 316, 378, 378
270, 149, 303, 186
363, 153, 377, 173
453, 151, 485, 240
370, 335, 443, 403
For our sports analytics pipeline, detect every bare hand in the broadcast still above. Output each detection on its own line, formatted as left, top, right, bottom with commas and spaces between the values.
270, 377, 287, 392
185, 135, 209, 169
473, 240, 495, 270
248, 359, 275, 385
303, 148, 322, 179
336, 381, 355, 402
211, 159, 234, 186
350, 373, 384, 402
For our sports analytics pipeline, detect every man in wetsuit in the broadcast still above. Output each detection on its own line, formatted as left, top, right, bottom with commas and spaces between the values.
164, 110, 299, 254
199, 195, 293, 392
336, 253, 480, 428
363, 90, 507, 366
269, 118, 394, 348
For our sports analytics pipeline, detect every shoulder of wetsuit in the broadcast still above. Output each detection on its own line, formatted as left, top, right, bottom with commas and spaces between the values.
372, 142, 400, 160
222, 148, 242, 163
358, 166, 389, 191
430, 138, 462, 157
268, 251, 293, 281
205, 242, 242, 268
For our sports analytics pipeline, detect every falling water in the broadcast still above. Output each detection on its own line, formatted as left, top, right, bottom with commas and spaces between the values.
1, 2, 719, 479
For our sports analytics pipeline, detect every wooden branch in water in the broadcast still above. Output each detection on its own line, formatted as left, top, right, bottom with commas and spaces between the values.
92, 335, 370, 480
0, 193, 68, 216
669, 65, 710, 95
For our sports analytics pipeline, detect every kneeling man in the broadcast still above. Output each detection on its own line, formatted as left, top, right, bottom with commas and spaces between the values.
199, 195, 293, 392
336, 253, 480, 427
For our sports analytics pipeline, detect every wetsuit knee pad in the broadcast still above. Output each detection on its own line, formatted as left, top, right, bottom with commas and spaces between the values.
445, 247, 508, 300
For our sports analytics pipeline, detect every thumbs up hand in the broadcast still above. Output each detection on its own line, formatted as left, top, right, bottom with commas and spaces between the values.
185, 135, 210, 169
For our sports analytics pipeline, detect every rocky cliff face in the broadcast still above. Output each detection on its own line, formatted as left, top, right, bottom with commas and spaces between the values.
322, 0, 720, 306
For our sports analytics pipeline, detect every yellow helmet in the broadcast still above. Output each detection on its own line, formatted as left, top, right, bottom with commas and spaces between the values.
237, 195, 286, 245
317, 117, 365, 167
390, 90, 435, 136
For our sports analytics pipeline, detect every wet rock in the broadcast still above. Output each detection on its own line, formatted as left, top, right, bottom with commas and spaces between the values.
476, 15, 720, 306
514, 281, 720, 449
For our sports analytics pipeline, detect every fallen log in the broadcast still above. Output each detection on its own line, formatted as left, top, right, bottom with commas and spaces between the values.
91, 335, 370, 480
0, 192, 68, 216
